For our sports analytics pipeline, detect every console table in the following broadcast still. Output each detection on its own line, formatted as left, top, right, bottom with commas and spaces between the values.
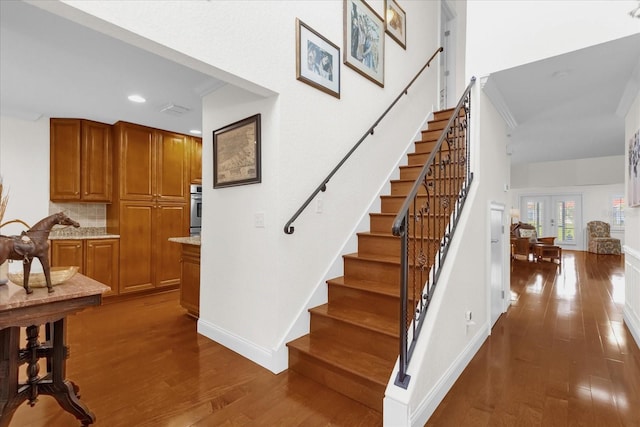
0, 274, 109, 427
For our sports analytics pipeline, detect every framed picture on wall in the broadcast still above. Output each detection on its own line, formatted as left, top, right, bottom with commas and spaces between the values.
385, 0, 406, 49
629, 128, 640, 207
296, 18, 341, 98
344, 0, 385, 87
213, 114, 261, 188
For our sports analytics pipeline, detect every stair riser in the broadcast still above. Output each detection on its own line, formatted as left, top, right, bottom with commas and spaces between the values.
369, 214, 449, 234
328, 285, 399, 319
288, 349, 385, 412
433, 109, 466, 122
343, 257, 433, 285
344, 257, 399, 284
414, 139, 466, 154
390, 179, 464, 196
358, 234, 440, 258
420, 129, 443, 141
407, 154, 468, 169
310, 313, 399, 360
425, 119, 449, 131
380, 196, 458, 214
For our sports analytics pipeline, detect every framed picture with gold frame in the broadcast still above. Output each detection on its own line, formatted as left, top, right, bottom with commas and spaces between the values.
385, 0, 406, 49
213, 114, 261, 188
344, 0, 385, 87
296, 18, 341, 98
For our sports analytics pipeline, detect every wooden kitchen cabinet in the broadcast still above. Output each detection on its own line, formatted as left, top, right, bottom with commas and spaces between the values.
113, 122, 188, 202
109, 121, 190, 296
113, 201, 187, 294
190, 136, 202, 184
180, 244, 200, 317
50, 118, 112, 202
50, 240, 84, 273
51, 238, 119, 296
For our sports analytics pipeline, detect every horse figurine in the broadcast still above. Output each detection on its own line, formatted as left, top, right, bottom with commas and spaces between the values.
0, 212, 80, 294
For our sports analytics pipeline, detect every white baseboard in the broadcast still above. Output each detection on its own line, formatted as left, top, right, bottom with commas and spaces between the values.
197, 318, 287, 374
410, 322, 489, 426
624, 306, 640, 349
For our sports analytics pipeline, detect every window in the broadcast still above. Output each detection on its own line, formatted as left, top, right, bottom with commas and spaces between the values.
612, 195, 624, 228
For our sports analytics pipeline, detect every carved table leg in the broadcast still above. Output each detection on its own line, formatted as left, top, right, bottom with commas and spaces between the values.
40, 318, 95, 426
0, 327, 22, 427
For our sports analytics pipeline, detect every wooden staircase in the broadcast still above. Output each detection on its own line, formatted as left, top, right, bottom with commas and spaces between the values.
286, 108, 462, 412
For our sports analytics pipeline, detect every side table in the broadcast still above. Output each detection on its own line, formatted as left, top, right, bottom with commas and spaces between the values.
0, 274, 109, 427
533, 244, 562, 264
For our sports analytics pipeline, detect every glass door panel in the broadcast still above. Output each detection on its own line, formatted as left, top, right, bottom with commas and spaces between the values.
520, 194, 582, 248
552, 195, 580, 246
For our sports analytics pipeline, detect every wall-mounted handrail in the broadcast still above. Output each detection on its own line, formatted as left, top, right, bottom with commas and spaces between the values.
283, 47, 444, 235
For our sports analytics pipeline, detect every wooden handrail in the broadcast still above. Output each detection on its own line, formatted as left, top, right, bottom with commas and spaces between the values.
283, 47, 444, 235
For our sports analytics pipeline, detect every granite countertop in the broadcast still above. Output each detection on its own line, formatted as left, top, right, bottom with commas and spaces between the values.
168, 236, 201, 246
49, 227, 119, 240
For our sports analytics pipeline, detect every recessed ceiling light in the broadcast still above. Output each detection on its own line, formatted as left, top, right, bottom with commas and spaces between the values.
128, 94, 146, 103
189, 130, 202, 135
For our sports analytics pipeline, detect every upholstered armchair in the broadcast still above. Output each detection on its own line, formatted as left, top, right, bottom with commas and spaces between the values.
511, 222, 556, 261
586, 221, 621, 255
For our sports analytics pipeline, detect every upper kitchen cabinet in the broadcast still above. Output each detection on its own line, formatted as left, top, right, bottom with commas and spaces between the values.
114, 122, 188, 202
190, 136, 202, 184
50, 118, 113, 202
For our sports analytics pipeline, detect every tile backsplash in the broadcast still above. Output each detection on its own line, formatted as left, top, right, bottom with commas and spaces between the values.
49, 202, 107, 228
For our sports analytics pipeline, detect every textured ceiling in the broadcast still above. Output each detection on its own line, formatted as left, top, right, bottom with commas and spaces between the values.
485, 33, 640, 165
0, 0, 224, 136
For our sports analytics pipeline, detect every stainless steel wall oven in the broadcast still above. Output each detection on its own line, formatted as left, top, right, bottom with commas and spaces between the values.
190, 184, 202, 236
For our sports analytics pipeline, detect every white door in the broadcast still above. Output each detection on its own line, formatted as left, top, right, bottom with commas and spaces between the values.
520, 194, 582, 248
439, 1, 456, 109
490, 206, 504, 327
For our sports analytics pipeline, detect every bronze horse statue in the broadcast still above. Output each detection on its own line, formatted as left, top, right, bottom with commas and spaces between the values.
0, 212, 80, 294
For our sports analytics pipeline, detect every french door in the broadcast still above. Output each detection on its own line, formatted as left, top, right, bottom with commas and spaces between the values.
519, 194, 582, 247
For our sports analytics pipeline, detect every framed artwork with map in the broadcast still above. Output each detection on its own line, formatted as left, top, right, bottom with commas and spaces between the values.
213, 114, 261, 188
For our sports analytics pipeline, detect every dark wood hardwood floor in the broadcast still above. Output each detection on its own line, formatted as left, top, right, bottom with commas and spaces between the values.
8, 250, 639, 426
428, 251, 639, 426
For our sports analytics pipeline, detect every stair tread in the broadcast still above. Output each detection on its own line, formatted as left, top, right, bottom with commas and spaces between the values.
357, 231, 439, 241
370, 212, 449, 218
287, 335, 393, 386
344, 252, 400, 264
310, 303, 398, 337
327, 276, 399, 298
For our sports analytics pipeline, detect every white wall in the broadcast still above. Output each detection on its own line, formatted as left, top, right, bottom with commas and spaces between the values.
466, 0, 640, 77
0, 116, 50, 235
625, 90, 640, 251
511, 155, 625, 188
624, 89, 640, 348
45, 0, 444, 374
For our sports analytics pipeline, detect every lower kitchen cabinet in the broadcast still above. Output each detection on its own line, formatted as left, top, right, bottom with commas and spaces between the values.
180, 244, 200, 317
50, 238, 119, 296
114, 201, 188, 294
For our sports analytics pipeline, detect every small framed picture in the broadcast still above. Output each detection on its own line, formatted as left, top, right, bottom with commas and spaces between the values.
344, 0, 385, 87
296, 19, 341, 98
213, 114, 261, 188
385, 0, 406, 49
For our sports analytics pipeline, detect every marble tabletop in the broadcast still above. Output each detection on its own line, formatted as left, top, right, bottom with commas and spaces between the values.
0, 273, 110, 311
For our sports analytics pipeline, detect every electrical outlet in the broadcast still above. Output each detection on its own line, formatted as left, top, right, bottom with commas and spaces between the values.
254, 212, 265, 228
316, 198, 323, 213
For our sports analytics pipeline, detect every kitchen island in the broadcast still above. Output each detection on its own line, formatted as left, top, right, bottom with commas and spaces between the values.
168, 236, 200, 318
